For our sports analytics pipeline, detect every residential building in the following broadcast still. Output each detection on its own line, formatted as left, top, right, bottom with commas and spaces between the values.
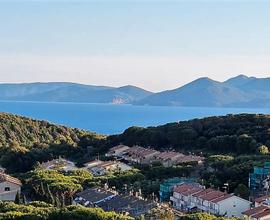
39, 158, 77, 172
74, 187, 117, 206
153, 152, 185, 167
111, 145, 205, 166
0, 173, 22, 201
159, 177, 196, 202
84, 160, 132, 176
175, 155, 205, 165
123, 146, 160, 164
106, 145, 130, 157
74, 187, 156, 217
170, 183, 251, 217
243, 205, 270, 220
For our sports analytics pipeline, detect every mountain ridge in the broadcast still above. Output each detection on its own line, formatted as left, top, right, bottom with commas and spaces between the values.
2, 75, 270, 107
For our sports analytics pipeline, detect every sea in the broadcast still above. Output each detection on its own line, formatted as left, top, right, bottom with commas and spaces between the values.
0, 101, 270, 135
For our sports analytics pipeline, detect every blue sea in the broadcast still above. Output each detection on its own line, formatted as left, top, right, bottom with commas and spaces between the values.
0, 101, 270, 135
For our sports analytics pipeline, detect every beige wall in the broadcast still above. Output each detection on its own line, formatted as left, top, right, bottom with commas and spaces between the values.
218, 196, 251, 217
0, 181, 21, 201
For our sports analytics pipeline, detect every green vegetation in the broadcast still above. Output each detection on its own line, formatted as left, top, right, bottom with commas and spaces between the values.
201, 154, 270, 193
92, 164, 194, 198
0, 113, 106, 172
179, 213, 239, 220
3, 113, 270, 219
0, 202, 132, 220
23, 169, 93, 206
111, 114, 270, 155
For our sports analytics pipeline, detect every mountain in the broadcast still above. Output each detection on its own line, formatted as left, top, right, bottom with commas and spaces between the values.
0, 82, 153, 104
2, 75, 270, 107
135, 75, 270, 107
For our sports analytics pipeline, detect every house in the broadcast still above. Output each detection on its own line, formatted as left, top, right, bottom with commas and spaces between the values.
0, 173, 22, 201
175, 155, 205, 165
74, 187, 155, 217
170, 183, 251, 217
243, 205, 270, 220
106, 145, 130, 157
84, 160, 132, 176
123, 146, 160, 164
255, 195, 270, 207
114, 145, 204, 166
39, 158, 77, 172
99, 194, 156, 217
74, 187, 117, 207
153, 152, 185, 167
159, 177, 196, 202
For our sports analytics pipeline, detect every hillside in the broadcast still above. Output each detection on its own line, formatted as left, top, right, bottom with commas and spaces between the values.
2, 112, 270, 172
3, 75, 270, 107
0, 113, 106, 172
110, 113, 270, 154
0, 82, 152, 104
134, 75, 270, 107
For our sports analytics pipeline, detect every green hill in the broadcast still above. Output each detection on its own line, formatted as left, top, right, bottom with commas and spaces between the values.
110, 113, 270, 155
0, 113, 106, 172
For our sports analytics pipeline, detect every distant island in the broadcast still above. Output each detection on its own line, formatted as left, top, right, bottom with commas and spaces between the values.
1, 75, 270, 108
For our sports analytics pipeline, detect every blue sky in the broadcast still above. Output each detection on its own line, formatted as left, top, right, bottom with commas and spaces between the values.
1, 1, 270, 91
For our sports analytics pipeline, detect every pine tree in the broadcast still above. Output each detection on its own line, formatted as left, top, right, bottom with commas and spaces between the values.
46, 184, 55, 205
15, 191, 21, 204
22, 194, 27, 204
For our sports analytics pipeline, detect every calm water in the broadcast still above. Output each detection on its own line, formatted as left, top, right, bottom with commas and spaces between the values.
0, 101, 270, 135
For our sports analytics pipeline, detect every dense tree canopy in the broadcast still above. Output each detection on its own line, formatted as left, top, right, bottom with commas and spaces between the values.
0, 202, 132, 220
110, 114, 270, 155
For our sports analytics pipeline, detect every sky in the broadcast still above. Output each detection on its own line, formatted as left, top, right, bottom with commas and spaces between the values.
1, 1, 270, 92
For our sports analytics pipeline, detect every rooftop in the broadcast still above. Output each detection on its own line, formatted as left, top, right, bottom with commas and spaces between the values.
0, 173, 22, 186
243, 205, 270, 218
76, 188, 116, 204
174, 183, 234, 203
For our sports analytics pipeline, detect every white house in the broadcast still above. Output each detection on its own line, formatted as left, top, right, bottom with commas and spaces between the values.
170, 183, 251, 218
0, 173, 22, 201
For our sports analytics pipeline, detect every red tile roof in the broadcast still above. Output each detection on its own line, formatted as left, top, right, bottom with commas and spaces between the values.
0, 173, 22, 186
253, 209, 270, 219
173, 184, 234, 204
242, 205, 269, 216
155, 152, 184, 161
255, 195, 270, 204
110, 145, 129, 151
211, 194, 233, 203
127, 146, 159, 158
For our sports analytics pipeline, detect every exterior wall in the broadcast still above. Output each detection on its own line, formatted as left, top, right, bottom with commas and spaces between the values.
0, 190, 18, 201
0, 181, 20, 194
0, 181, 21, 201
170, 192, 250, 218
255, 202, 260, 208
260, 215, 270, 220
218, 196, 251, 217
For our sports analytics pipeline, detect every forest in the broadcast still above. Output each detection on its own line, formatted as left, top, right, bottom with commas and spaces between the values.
111, 114, 270, 155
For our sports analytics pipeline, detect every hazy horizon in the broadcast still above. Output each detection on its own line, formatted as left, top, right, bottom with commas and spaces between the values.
1, 1, 270, 92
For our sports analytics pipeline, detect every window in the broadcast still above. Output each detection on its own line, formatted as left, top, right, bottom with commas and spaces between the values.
4, 187, 10, 191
